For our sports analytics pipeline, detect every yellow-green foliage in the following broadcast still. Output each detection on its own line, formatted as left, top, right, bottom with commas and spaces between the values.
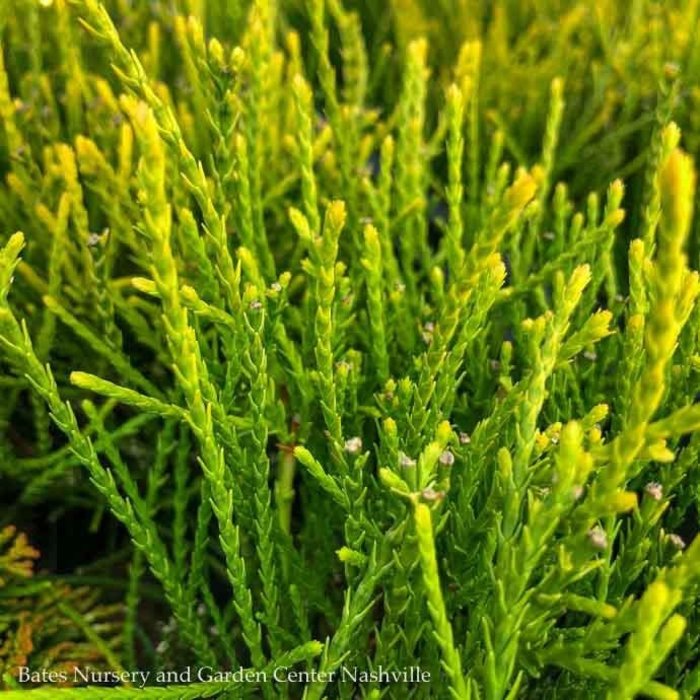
1, 1, 700, 699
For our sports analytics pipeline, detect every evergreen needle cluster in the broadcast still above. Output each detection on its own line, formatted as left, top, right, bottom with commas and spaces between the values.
1, 1, 700, 699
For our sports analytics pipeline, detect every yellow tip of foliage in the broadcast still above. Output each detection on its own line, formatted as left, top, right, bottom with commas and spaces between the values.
592, 309, 614, 336
336, 546, 365, 565
289, 207, 311, 240
326, 200, 347, 231
436, 420, 453, 443
569, 264, 592, 297
606, 209, 626, 227
560, 420, 583, 447
611, 491, 638, 513
588, 425, 603, 444
293, 73, 310, 95
497, 447, 513, 479
486, 253, 506, 278
646, 581, 671, 609
208, 38, 225, 67
629, 238, 644, 259
628, 313, 645, 333
530, 164, 545, 187
363, 223, 379, 246
661, 122, 682, 153
646, 440, 675, 462
74, 135, 101, 162
599, 602, 618, 620
378, 467, 410, 494
507, 172, 537, 211
660, 148, 696, 244
551, 76, 564, 98
383, 417, 397, 436
42, 294, 59, 310
446, 83, 463, 109
131, 277, 157, 295
69, 371, 90, 388
535, 432, 549, 450
230, 45, 246, 70
408, 37, 428, 63
610, 178, 624, 198
589, 403, 609, 423
5, 231, 25, 254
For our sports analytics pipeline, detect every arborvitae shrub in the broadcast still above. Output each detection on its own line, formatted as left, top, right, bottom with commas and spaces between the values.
1, 1, 700, 698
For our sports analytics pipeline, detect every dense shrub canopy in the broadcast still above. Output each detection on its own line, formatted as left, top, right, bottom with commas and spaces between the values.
1, 1, 700, 699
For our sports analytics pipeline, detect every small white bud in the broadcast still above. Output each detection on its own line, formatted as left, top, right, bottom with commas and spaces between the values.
588, 526, 608, 550
668, 533, 686, 550
344, 437, 362, 455
644, 482, 663, 501
399, 452, 416, 468
439, 450, 455, 466
421, 487, 444, 502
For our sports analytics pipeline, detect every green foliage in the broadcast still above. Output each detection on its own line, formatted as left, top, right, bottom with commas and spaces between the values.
1, 1, 700, 698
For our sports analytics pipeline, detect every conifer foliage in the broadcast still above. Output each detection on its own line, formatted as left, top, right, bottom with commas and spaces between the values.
2, 1, 700, 698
